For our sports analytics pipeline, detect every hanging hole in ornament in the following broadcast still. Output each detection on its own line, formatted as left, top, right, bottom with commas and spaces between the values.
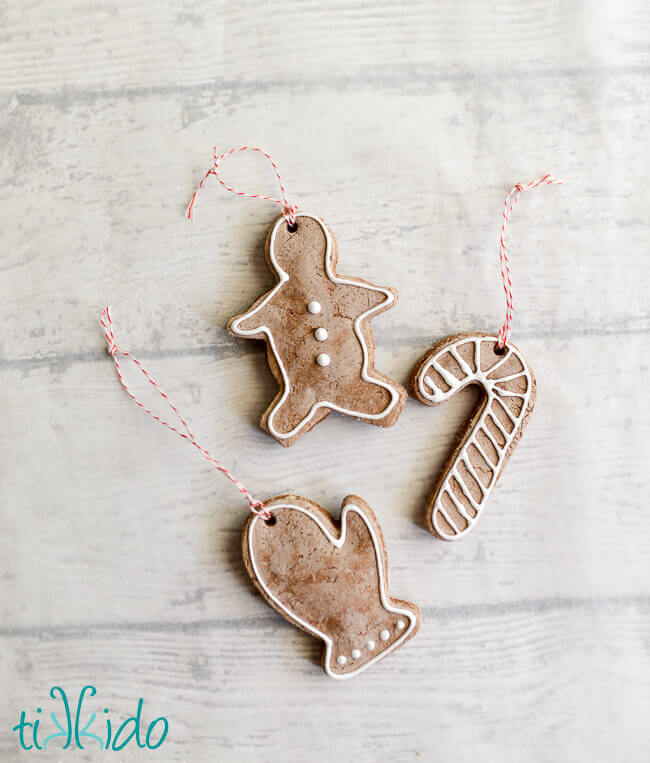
264, 514, 277, 526
287, 220, 298, 233
494, 342, 507, 356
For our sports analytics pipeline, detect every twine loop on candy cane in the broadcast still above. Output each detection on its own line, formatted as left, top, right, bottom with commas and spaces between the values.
496, 174, 563, 350
99, 307, 271, 520
186, 146, 299, 225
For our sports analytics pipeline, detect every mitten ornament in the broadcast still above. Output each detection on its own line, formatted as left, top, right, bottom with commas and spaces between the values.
243, 494, 420, 678
188, 148, 406, 446
412, 176, 561, 541
100, 309, 420, 679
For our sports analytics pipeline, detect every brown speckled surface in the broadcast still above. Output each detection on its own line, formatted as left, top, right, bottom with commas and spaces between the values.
228, 215, 406, 446
411, 332, 537, 539
241, 494, 421, 678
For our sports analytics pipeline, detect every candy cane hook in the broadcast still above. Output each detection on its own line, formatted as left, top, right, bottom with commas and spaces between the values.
496, 174, 562, 349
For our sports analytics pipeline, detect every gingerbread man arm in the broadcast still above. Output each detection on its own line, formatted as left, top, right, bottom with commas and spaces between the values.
228, 289, 281, 337
333, 276, 398, 317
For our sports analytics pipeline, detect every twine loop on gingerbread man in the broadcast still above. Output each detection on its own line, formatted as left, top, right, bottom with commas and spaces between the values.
186, 146, 299, 225
99, 307, 271, 520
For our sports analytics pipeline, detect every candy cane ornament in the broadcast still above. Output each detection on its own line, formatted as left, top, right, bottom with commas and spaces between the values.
412, 176, 561, 541
100, 308, 420, 678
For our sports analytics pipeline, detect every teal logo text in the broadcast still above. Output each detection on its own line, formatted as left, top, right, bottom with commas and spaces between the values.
12, 685, 169, 751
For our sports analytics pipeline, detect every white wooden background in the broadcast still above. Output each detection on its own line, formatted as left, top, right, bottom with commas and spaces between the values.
1, 1, 649, 761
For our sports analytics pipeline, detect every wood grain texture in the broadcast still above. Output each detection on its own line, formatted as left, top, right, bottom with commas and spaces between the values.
1, 0, 649, 760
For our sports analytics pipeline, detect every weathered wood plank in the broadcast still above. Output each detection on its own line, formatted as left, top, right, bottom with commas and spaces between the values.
1, 604, 648, 761
0, 333, 647, 631
1, 1, 648, 93
1, 75, 648, 362
1, 0, 649, 760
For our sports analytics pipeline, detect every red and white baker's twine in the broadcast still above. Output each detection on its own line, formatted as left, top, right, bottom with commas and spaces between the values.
100, 307, 270, 520
496, 174, 562, 349
186, 146, 299, 225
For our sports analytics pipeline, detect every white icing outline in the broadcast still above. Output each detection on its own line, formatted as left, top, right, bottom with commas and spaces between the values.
230, 214, 402, 440
247, 500, 418, 680
416, 335, 533, 541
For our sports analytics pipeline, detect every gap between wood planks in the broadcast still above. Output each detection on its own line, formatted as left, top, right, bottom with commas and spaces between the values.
1, 324, 649, 373
1, 593, 648, 640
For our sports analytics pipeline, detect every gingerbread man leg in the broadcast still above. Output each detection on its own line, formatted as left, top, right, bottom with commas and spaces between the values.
263, 382, 329, 442
264, 372, 403, 442
334, 375, 403, 428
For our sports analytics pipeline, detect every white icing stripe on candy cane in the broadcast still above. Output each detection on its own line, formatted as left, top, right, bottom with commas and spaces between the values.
437, 503, 455, 529
230, 214, 402, 439
416, 335, 533, 540
247, 501, 418, 680
472, 439, 494, 472
489, 411, 510, 440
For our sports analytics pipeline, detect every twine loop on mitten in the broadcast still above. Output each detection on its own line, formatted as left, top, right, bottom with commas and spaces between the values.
99, 307, 271, 520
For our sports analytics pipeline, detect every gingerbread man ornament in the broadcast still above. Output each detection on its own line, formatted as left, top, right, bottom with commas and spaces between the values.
229, 214, 407, 446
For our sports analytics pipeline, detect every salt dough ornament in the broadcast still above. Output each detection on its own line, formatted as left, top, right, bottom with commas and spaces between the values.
187, 147, 406, 446
242, 494, 420, 678
412, 176, 561, 541
229, 214, 406, 446
100, 308, 420, 679
412, 332, 536, 540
